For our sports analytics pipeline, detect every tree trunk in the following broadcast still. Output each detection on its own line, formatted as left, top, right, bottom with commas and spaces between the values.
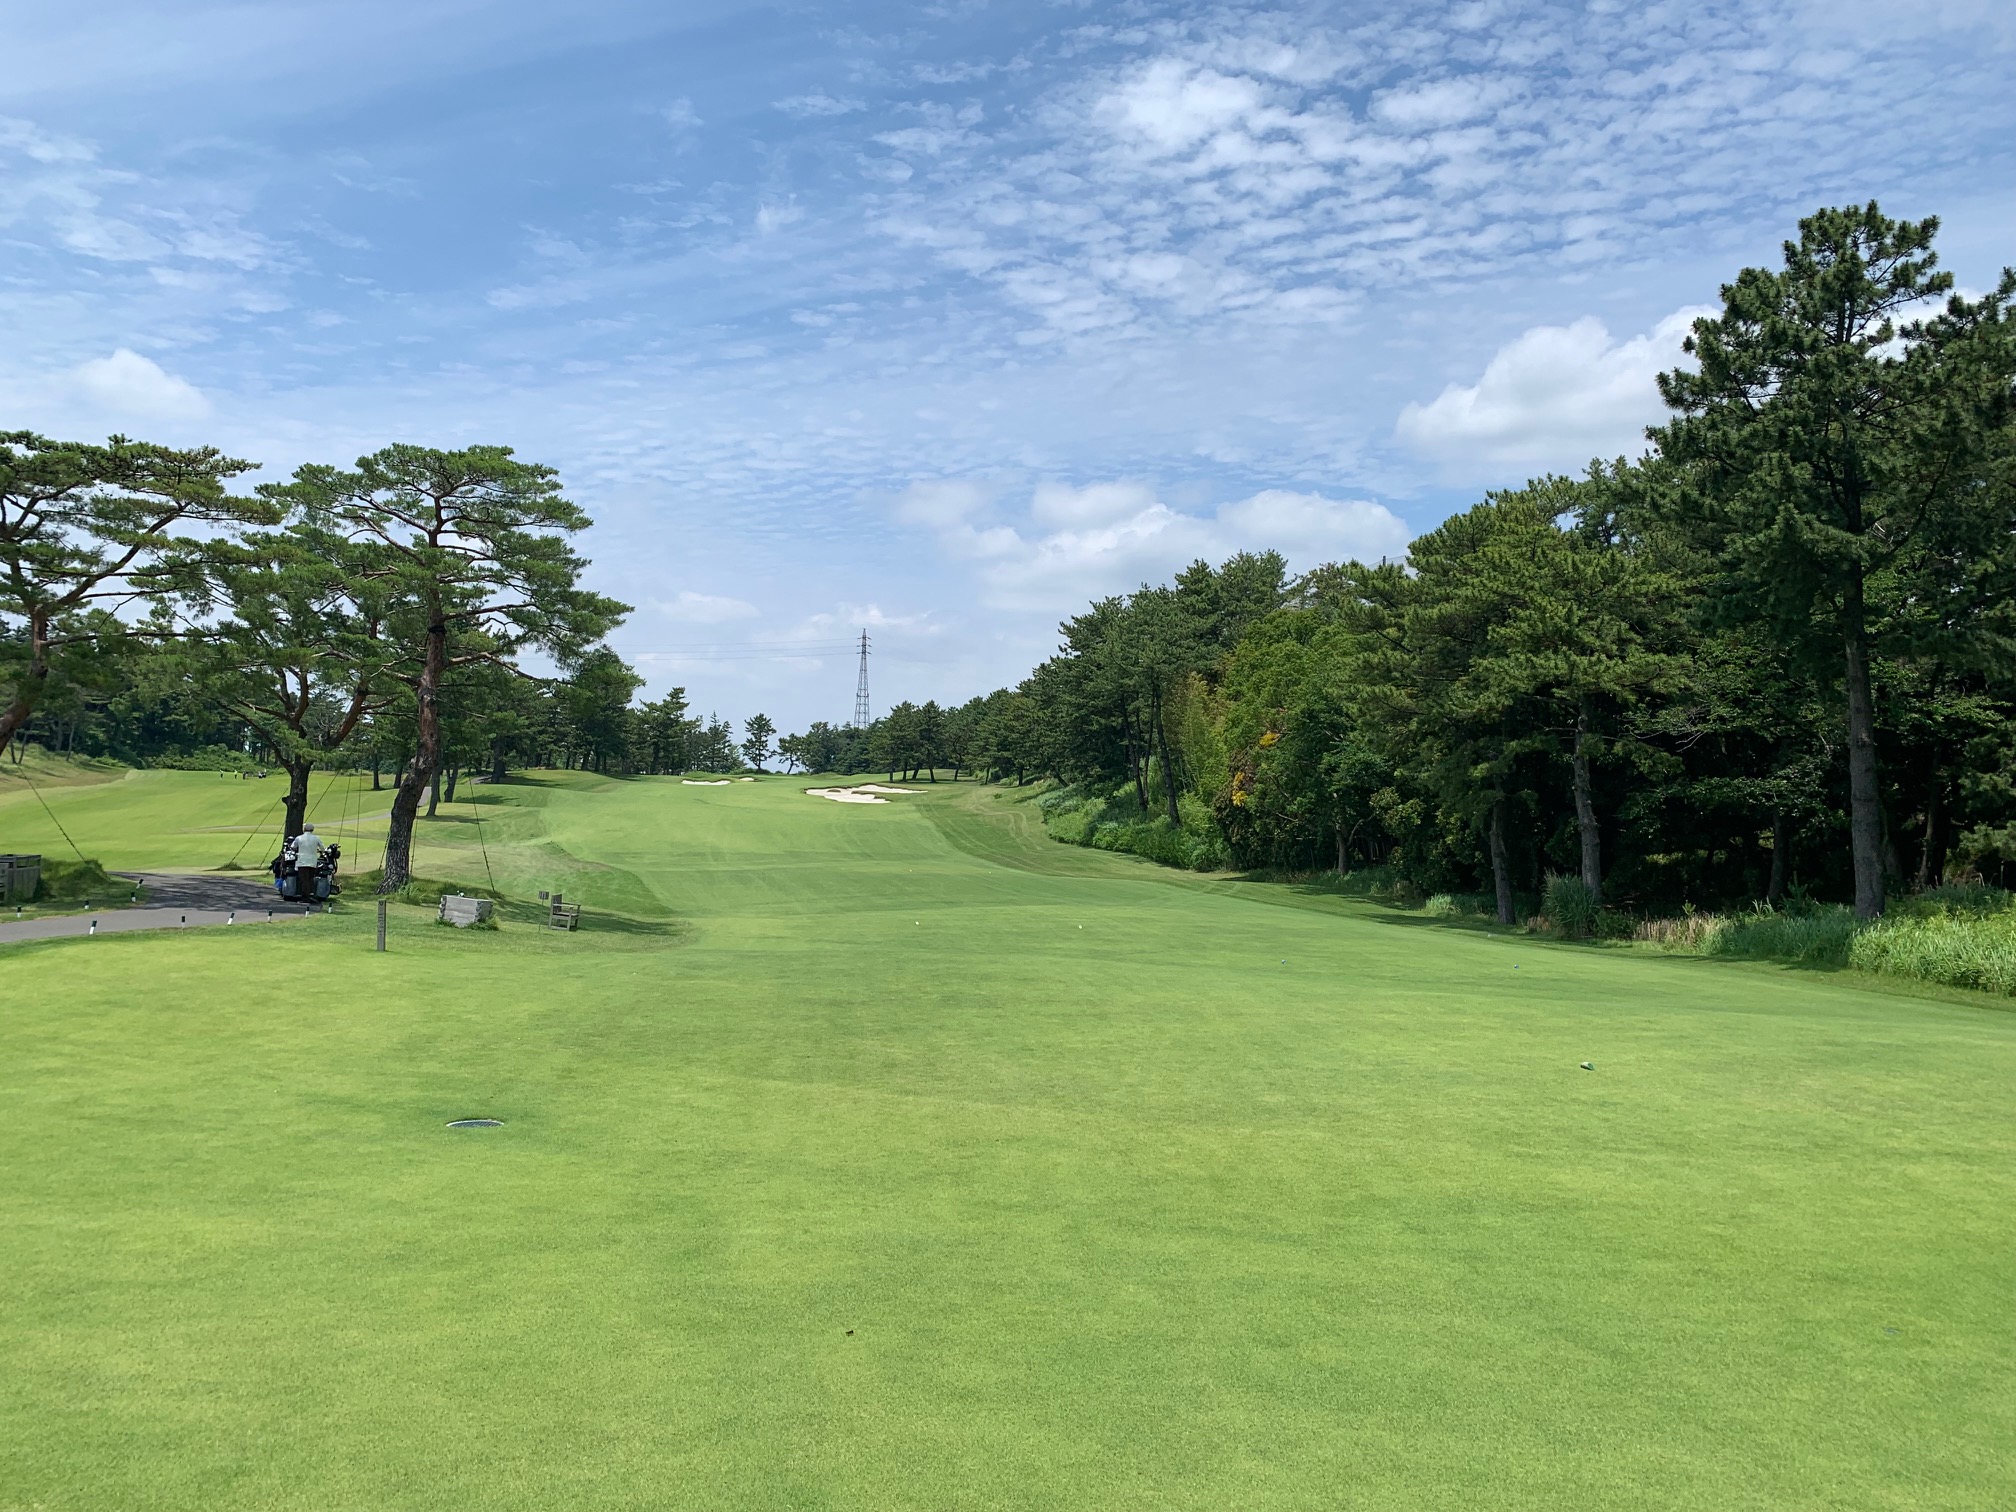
1336, 830, 1346, 876
0, 609, 51, 755
1125, 714, 1148, 814
1767, 806, 1789, 905
281, 759, 313, 841
1489, 801, 1515, 925
1917, 779, 1948, 890
445, 765, 460, 805
1881, 802, 1905, 895
371, 753, 382, 791
1151, 687, 1180, 827
490, 740, 507, 783
380, 612, 447, 892
1571, 700, 1601, 900
1842, 583, 1885, 919
427, 764, 442, 818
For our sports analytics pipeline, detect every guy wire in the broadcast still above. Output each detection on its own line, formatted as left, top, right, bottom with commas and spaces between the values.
20, 770, 89, 863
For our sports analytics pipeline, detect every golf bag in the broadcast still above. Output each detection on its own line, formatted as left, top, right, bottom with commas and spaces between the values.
270, 838, 342, 903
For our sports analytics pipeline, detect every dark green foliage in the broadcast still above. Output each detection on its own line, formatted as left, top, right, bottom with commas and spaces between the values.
259, 444, 630, 888
1646, 204, 2016, 916
1, 432, 270, 752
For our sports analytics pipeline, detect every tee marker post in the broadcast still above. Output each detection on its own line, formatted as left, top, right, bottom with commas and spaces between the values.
376, 898, 388, 952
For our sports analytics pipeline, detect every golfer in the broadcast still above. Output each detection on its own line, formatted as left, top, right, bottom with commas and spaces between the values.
292, 824, 328, 867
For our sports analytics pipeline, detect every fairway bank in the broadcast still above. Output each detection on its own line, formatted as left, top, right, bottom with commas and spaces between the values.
3, 774, 2012, 1511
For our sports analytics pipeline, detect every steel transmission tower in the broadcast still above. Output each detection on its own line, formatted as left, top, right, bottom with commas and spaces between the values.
852, 630, 872, 729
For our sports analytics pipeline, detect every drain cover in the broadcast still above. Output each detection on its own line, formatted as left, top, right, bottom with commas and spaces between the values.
446, 1118, 504, 1129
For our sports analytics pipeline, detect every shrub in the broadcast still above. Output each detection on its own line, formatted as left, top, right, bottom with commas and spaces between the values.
1897, 883, 2012, 920
1336, 865, 1400, 897
1543, 873, 1601, 939
1423, 891, 1493, 919
143, 746, 260, 773
346, 871, 505, 907
20, 858, 126, 907
1040, 783, 1230, 872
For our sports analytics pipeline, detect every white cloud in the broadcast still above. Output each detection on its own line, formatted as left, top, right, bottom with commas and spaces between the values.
894, 478, 992, 527
774, 93, 865, 117
755, 200, 802, 235
901, 478, 1409, 611
1370, 76, 1515, 129
1218, 489, 1411, 564
1095, 60, 1271, 154
1029, 480, 1159, 527
1396, 308, 1712, 469
69, 348, 211, 419
0, 116, 95, 164
658, 591, 759, 624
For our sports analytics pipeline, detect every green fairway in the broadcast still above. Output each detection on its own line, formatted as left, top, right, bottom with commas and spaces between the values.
3, 775, 2011, 1510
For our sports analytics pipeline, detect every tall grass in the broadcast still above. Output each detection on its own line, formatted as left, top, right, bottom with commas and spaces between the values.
1850, 890, 2016, 995
1636, 887, 2016, 996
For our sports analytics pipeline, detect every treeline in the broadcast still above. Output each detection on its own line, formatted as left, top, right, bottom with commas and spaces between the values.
11, 204, 2012, 927
1, 441, 628, 890
951, 206, 2016, 924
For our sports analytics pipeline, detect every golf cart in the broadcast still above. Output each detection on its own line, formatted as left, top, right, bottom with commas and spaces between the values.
270, 836, 342, 905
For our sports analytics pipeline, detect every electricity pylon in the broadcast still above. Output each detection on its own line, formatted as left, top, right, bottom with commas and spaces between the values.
852, 630, 871, 729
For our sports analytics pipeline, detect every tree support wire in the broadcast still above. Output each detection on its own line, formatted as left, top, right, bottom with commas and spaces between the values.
20, 771, 88, 863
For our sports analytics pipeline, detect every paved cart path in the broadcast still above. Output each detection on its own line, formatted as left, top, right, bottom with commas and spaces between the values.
0, 871, 327, 946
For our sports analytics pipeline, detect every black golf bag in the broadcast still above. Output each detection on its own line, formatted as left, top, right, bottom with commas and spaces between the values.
271, 838, 342, 903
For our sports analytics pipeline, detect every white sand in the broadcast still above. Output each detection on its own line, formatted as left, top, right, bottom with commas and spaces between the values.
737, 777, 757, 782
805, 787, 888, 804
682, 779, 732, 786
854, 784, 923, 794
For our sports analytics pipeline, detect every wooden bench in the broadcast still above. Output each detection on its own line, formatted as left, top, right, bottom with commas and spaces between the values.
547, 892, 582, 931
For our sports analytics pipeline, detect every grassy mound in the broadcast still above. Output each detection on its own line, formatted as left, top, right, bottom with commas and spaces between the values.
344, 870, 507, 907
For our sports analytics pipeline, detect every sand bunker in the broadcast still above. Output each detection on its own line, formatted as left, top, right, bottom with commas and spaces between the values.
737, 777, 757, 782
804, 783, 924, 803
683, 779, 731, 786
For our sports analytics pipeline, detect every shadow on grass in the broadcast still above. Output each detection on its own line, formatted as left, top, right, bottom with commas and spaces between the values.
485, 896, 687, 938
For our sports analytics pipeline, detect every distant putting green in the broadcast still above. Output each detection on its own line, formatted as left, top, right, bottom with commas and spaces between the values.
2, 773, 2011, 1510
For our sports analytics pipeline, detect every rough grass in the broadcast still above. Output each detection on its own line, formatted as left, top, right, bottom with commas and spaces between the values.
1633, 889, 2016, 996
22, 856, 127, 906
1850, 890, 2016, 995
3, 776, 2013, 1511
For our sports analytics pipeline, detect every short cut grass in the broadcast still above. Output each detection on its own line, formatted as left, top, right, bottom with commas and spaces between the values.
3, 774, 2012, 1510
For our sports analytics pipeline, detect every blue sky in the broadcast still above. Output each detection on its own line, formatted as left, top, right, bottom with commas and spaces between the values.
4, 0, 2013, 731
